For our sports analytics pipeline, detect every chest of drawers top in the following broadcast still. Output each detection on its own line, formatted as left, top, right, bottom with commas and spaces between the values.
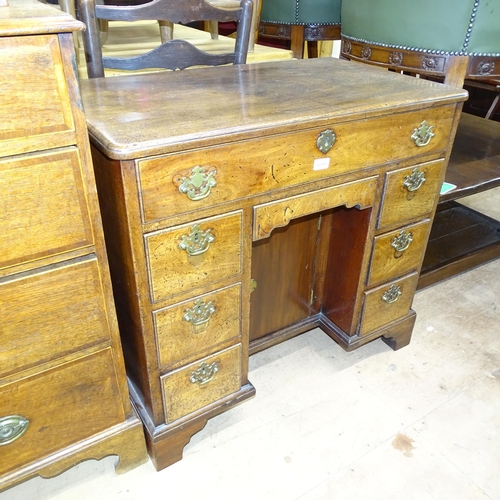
80, 57, 467, 161
0, 0, 83, 36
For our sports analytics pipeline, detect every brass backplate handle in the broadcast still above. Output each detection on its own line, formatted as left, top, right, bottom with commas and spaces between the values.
391, 230, 413, 256
183, 299, 216, 328
403, 167, 426, 192
178, 166, 217, 201
0, 415, 29, 446
316, 129, 336, 154
178, 225, 215, 256
189, 361, 219, 386
382, 284, 402, 304
411, 120, 435, 147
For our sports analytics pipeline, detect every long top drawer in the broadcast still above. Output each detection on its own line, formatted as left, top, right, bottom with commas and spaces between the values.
138, 106, 455, 222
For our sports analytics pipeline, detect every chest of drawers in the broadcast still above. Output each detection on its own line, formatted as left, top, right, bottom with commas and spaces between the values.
0, 1, 147, 490
80, 57, 466, 471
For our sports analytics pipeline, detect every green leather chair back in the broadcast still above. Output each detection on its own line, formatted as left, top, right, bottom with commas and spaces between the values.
341, 0, 499, 82
261, 0, 341, 25
341, 0, 500, 55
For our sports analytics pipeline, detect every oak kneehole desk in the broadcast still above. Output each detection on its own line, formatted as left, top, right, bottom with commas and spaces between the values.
80, 57, 467, 470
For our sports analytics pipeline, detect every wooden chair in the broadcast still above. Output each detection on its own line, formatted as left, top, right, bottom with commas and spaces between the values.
204, 0, 261, 52
77, 0, 253, 78
258, 0, 341, 59
93, 1, 261, 52
340, 0, 500, 288
464, 78, 500, 120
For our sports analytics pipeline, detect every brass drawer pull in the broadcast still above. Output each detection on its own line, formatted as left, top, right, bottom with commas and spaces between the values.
178, 166, 217, 201
391, 230, 413, 256
411, 120, 435, 147
179, 225, 215, 256
183, 299, 216, 328
316, 129, 336, 154
403, 167, 426, 192
0, 415, 29, 446
381, 285, 402, 304
189, 361, 219, 385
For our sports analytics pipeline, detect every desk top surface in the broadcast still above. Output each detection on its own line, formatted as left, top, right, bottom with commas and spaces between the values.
80, 57, 467, 160
0, 0, 83, 36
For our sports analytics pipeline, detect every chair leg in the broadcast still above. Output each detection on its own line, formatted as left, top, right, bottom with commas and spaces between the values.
58, 0, 80, 62
98, 19, 109, 45
158, 20, 174, 43
485, 92, 500, 120
290, 25, 305, 59
307, 41, 318, 58
207, 20, 219, 40
248, 0, 261, 52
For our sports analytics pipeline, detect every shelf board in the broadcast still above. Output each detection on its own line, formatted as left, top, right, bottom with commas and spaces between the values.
418, 202, 500, 289
441, 112, 500, 202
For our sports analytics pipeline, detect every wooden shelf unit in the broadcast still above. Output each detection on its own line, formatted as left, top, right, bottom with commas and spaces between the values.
419, 112, 500, 288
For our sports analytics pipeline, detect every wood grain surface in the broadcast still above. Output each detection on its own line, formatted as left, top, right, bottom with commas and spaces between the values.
80, 57, 466, 159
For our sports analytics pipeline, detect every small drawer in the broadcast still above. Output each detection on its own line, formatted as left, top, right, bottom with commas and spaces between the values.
161, 344, 241, 423
253, 177, 377, 240
0, 148, 94, 270
137, 106, 455, 222
0, 349, 125, 476
359, 273, 419, 337
378, 160, 444, 228
0, 35, 76, 157
155, 284, 242, 369
368, 219, 431, 286
0, 257, 112, 378
145, 211, 243, 302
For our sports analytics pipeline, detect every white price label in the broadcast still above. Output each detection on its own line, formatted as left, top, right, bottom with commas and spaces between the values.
313, 158, 330, 171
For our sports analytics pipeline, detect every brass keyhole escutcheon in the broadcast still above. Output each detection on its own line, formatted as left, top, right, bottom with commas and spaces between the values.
316, 129, 336, 154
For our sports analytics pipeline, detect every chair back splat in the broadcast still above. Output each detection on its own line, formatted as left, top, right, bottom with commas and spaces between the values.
78, 0, 254, 78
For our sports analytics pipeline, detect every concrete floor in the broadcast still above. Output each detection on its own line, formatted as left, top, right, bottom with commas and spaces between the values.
3, 187, 500, 500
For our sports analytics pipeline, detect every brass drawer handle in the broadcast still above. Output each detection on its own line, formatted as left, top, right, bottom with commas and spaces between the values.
178, 166, 217, 201
411, 120, 435, 147
316, 129, 336, 154
183, 299, 216, 329
189, 361, 219, 385
403, 167, 426, 192
381, 284, 402, 304
0, 415, 29, 446
391, 230, 413, 256
179, 224, 215, 256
